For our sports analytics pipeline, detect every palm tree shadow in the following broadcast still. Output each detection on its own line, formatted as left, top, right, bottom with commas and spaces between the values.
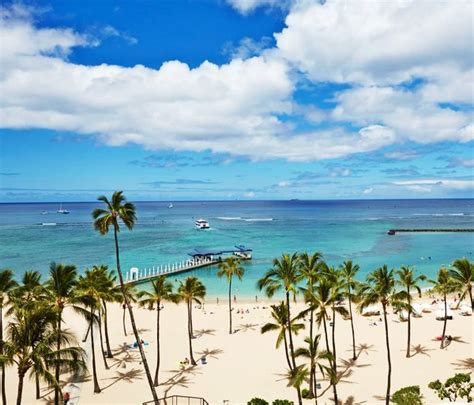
337, 397, 367, 405
408, 344, 433, 358
101, 368, 144, 391
451, 358, 474, 371
40, 372, 92, 403
161, 365, 201, 396
196, 348, 223, 359
194, 328, 216, 338
235, 323, 259, 333
110, 343, 141, 368
373, 395, 386, 401
355, 343, 375, 358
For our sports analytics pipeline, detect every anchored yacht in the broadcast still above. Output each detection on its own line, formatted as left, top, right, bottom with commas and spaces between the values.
195, 219, 210, 229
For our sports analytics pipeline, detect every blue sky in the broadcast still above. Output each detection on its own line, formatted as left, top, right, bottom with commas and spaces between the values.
0, 0, 472, 202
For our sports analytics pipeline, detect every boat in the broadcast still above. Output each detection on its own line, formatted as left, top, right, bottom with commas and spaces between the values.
57, 203, 69, 214
41, 210, 48, 215
168, 203, 174, 208
195, 219, 210, 229
41, 222, 57, 226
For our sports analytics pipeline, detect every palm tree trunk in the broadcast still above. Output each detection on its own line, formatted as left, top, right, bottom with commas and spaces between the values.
35, 374, 40, 400
1, 304, 7, 405
187, 300, 196, 365
314, 366, 318, 405
322, 317, 330, 355
154, 306, 160, 386
90, 310, 101, 394
82, 323, 91, 343
285, 291, 297, 370
440, 292, 448, 349
348, 290, 357, 361
16, 372, 25, 405
406, 286, 411, 358
469, 285, 473, 310
282, 330, 292, 370
54, 314, 61, 405
382, 303, 391, 405
331, 306, 338, 404
122, 305, 127, 336
98, 311, 109, 369
228, 278, 232, 334
113, 227, 158, 402
102, 300, 113, 358
296, 386, 302, 405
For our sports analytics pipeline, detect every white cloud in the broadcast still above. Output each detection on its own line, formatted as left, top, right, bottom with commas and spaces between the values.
384, 150, 419, 161
225, 0, 292, 15
362, 187, 373, 195
393, 179, 474, 192
275, 0, 473, 86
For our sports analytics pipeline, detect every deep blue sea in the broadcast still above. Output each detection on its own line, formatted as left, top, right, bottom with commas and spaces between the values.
0, 200, 473, 298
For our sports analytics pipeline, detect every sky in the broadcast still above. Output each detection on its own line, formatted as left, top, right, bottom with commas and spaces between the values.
0, 0, 473, 202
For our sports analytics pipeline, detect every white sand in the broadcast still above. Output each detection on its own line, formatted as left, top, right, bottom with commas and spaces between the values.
4, 297, 473, 404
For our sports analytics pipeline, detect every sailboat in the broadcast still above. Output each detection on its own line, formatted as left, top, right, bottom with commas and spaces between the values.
57, 203, 69, 214
168, 202, 174, 209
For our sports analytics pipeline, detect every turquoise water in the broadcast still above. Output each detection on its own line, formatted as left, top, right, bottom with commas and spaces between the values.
0, 200, 473, 298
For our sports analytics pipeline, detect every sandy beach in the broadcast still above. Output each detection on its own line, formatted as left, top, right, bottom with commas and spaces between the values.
4, 294, 472, 405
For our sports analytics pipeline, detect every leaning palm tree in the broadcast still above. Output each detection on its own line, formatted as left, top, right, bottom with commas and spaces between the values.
176, 276, 206, 366
138, 276, 174, 386
261, 302, 304, 370
339, 260, 360, 361
0, 269, 17, 405
258, 253, 301, 370
450, 258, 473, 310
430, 268, 458, 349
217, 257, 245, 334
1, 302, 85, 405
358, 265, 406, 405
396, 266, 426, 357
92, 191, 158, 402
295, 334, 333, 404
44, 262, 78, 405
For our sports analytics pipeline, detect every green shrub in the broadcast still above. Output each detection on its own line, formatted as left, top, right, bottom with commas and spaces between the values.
301, 388, 310, 399
272, 400, 293, 405
248, 399, 269, 405
428, 373, 473, 402
392, 385, 423, 405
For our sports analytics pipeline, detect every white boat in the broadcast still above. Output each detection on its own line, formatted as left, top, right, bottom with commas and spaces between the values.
168, 203, 174, 209
57, 203, 69, 214
41, 222, 57, 226
41, 210, 48, 215
195, 219, 210, 229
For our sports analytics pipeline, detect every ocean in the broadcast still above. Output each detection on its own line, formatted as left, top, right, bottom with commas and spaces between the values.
0, 199, 473, 298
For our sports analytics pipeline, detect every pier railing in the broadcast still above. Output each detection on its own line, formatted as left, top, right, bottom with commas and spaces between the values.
125, 256, 219, 285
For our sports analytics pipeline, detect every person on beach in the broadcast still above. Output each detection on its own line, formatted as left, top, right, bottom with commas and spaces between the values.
63, 392, 70, 405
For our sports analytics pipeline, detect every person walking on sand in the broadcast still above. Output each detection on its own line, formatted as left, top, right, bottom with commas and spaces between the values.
63, 392, 70, 405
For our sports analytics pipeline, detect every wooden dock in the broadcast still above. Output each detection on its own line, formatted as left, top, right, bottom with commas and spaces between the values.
388, 228, 474, 235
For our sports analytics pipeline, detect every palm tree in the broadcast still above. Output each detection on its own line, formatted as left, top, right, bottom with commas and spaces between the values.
92, 191, 158, 402
450, 258, 473, 310
261, 302, 304, 370
76, 268, 108, 394
339, 260, 360, 361
217, 257, 245, 334
258, 253, 301, 370
44, 262, 78, 405
176, 276, 206, 366
119, 283, 138, 337
138, 276, 174, 386
430, 268, 458, 349
396, 266, 426, 357
1, 302, 85, 405
283, 364, 307, 405
0, 269, 17, 405
298, 252, 323, 398
97, 266, 117, 358
323, 266, 348, 405
294, 334, 333, 404
358, 265, 406, 405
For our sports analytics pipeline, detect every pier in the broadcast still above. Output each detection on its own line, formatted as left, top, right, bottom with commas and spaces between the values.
123, 245, 252, 285
387, 228, 474, 235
